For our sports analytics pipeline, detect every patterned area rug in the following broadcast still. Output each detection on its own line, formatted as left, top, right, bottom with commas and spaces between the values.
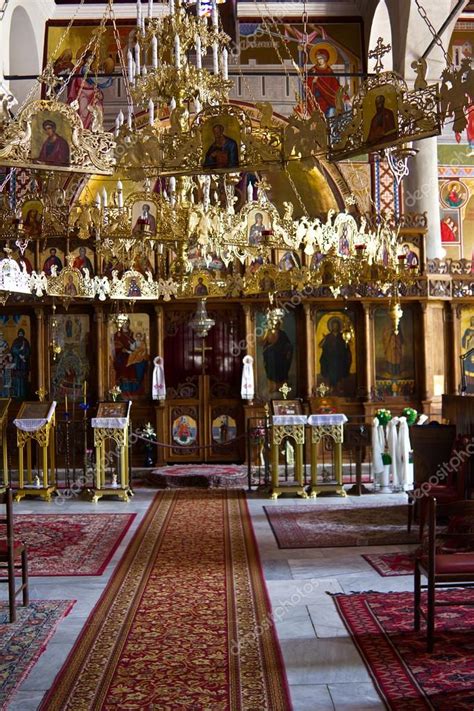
147, 463, 249, 488
0, 600, 74, 710
363, 551, 415, 577
334, 589, 474, 710
40, 490, 291, 710
7, 514, 135, 576
265, 504, 418, 549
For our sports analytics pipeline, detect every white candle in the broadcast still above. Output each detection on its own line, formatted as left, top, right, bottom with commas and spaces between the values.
142, 64, 148, 77
137, 0, 142, 28
213, 43, 219, 74
222, 47, 228, 79
174, 34, 181, 69
127, 49, 134, 83
196, 0, 201, 16
127, 106, 133, 129
101, 187, 108, 209
247, 181, 253, 203
195, 35, 202, 69
114, 114, 121, 136
169, 0, 175, 15
148, 0, 153, 18
195, 96, 201, 113
117, 180, 124, 208
95, 192, 101, 210
151, 34, 158, 68
211, 0, 218, 29
118, 109, 124, 126
149, 98, 155, 125
135, 41, 141, 76
170, 97, 176, 111
169, 177, 176, 206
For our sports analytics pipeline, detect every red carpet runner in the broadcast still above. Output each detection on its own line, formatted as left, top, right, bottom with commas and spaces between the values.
41, 490, 291, 710
334, 589, 474, 710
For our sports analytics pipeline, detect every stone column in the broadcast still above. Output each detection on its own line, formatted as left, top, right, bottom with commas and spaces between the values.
404, 136, 443, 260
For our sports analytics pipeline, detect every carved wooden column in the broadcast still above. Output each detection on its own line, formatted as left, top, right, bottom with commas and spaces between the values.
419, 302, 434, 418
154, 304, 166, 465
362, 302, 374, 402
242, 303, 256, 360
95, 308, 105, 400
449, 303, 461, 395
303, 303, 314, 399
155, 304, 164, 357
35, 307, 45, 394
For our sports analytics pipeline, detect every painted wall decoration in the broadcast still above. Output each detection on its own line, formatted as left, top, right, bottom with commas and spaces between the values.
374, 307, 415, 398
108, 313, 151, 400
237, 20, 363, 115
0, 315, 31, 400
255, 309, 297, 400
44, 23, 120, 120
315, 310, 356, 397
461, 306, 474, 394
437, 177, 474, 265
50, 315, 90, 402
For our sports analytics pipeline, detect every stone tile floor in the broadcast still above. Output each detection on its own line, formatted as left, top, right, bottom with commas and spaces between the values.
1, 488, 415, 710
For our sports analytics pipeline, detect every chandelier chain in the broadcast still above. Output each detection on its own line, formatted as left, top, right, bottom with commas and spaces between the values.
414, 0, 452, 67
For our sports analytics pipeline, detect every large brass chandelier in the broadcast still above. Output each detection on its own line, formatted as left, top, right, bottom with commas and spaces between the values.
0, 0, 439, 307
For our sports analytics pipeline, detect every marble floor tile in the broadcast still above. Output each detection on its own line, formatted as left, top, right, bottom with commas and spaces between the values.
328, 682, 387, 711
280, 637, 372, 685
290, 684, 335, 711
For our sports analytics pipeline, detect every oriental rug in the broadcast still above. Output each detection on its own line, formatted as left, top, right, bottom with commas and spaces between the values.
333, 589, 474, 710
363, 551, 415, 577
0, 600, 74, 711
265, 503, 418, 549
5, 513, 135, 576
40, 490, 291, 711
147, 463, 249, 488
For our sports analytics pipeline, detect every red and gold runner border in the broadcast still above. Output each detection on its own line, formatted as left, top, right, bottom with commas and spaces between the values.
40, 490, 291, 710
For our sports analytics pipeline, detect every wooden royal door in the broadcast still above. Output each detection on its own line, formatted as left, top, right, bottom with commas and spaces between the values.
162, 304, 245, 463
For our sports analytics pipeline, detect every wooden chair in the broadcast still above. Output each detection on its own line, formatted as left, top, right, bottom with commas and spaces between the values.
408, 432, 468, 536
0, 487, 29, 622
414, 497, 474, 652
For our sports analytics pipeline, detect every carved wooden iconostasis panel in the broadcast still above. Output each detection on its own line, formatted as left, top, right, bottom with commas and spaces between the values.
0, 314, 32, 402
314, 309, 357, 399
49, 314, 91, 403
107, 313, 151, 401
254, 307, 300, 402
460, 305, 474, 394
162, 303, 245, 463
373, 305, 416, 400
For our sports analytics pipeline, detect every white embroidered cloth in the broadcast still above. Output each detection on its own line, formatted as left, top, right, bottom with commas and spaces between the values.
91, 417, 128, 429
241, 355, 255, 400
307, 414, 348, 426
272, 415, 307, 426
152, 356, 166, 400
14, 402, 57, 432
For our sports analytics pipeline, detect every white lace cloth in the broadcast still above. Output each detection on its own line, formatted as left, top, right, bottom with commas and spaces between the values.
91, 417, 129, 429
272, 415, 308, 426
307, 414, 348, 426
14, 402, 57, 432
